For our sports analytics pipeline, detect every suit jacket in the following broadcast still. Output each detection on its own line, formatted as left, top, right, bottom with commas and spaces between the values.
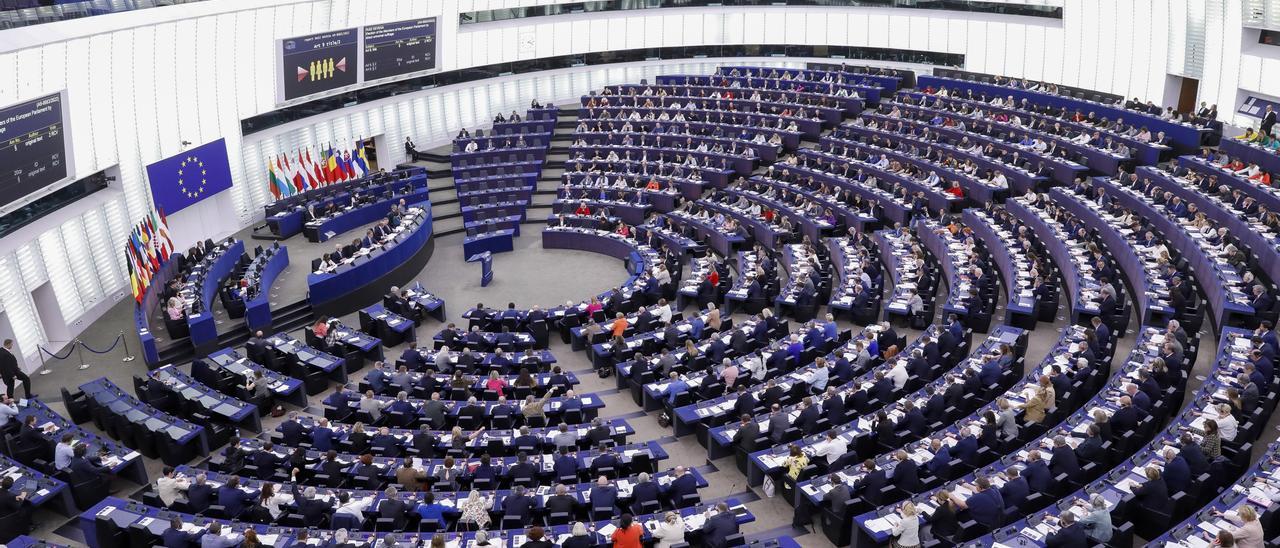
767, 413, 790, 443
1135, 477, 1172, 514
733, 422, 761, 448
162, 528, 201, 548
1023, 461, 1053, 492
503, 493, 536, 520
631, 480, 661, 511
999, 476, 1029, 511
1163, 455, 1191, 493
545, 494, 576, 516
666, 474, 699, 503
186, 483, 214, 513
0, 348, 19, 377
701, 511, 740, 548
1045, 523, 1088, 548
1050, 446, 1080, 478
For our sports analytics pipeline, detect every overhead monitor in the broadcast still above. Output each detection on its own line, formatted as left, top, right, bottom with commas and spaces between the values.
278, 28, 360, 102
362, 17, 439, 82
0, 91, 73, 214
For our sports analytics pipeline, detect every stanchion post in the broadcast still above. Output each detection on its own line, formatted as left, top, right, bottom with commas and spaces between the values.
119, 331, 136, 362
37, 345, 50, 376
75, 339, 91, 370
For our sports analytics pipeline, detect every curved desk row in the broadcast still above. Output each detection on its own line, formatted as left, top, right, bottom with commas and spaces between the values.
302, 182, 430, 243
186, 239, 244, 352
135, 257, 183, 366
1048, 187, 1175, 327
308, 205, 434, 317
916, 75, 1210, 154
963, 209, 1038, 324
243, 246, 289, 332
1006, 196, 1102, 324
265, 170, 427, 238
1092, 176, 1253, 331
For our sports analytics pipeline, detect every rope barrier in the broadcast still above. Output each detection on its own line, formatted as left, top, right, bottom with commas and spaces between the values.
35, 330, 135, 375
78, 334, 124, 354
36, 344, 76, 360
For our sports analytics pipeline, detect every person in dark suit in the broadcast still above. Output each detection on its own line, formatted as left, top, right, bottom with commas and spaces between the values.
796, 398, 821, 435
665, 466, 699, 506
68, 444, 109, 485
630, 472, 661, 514
898, 401, 927, 437
1074, 424, 1104, 462
506, 452, 538, 486
502, 485, 536, 522
1178, 433, 1209, 475
552, 448, 578, 481
280, 412, 306, 446
1049, 436, 1081, 480
732, 414, 760, 451
927, 490, 961, 540
1045, 511, 1087, 548
1160, 447, 1191, 493
292, 484, 331, 526
588, 475, 619, 516
185, 473, 214, 513
925, 438, 951, 478
822, 476, 851, 509
251, 442, 284, 479
161, 516, 201, 548
998, 467, 1029, 512
1134, 466, 1172, 515
216, 476, 256, 518
952, 476, 1004, 530
318, 450, 346, 481
700, 502, 740, 548
1110, 396, 1138, 435
852, 459, 888, 501
766, 405, 789, 445
1262, 105, 1276, 136
544, 484, 577, 517
16, 415, 45, 450
0, 340, 32, 399
1022, 450, 1053, 493
379, 487, 412, 530
891, 450, 922, 493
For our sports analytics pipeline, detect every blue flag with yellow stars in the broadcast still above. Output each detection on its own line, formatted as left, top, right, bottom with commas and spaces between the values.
146, 138, 234, 213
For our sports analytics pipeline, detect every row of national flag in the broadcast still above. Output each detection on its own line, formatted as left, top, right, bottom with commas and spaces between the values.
125, 208, 176, 304
266, 141, 371, 201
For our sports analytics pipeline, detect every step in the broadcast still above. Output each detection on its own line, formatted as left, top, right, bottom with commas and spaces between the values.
432, 216, 466, 235
431, 201, 462, 217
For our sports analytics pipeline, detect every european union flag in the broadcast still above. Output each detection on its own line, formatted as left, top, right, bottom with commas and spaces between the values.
146, 138, 234, 214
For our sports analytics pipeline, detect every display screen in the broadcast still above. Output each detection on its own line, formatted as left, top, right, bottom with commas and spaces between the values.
0, 93, 69, 210
363, 17, 438, 81
280, 28, 360, 102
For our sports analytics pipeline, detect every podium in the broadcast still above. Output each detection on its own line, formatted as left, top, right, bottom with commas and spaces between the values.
467, 251, 494, 287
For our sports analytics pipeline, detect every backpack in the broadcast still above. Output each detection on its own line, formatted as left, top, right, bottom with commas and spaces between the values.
657, 411, 671, 428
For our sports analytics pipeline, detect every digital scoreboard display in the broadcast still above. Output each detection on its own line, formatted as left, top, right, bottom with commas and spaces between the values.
0, 93, 69, 210
280, 28, 360, 102
362, 17, 438, 81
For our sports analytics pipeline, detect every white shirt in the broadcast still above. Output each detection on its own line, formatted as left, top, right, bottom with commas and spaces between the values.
655, 306, 673, 325
263, 491, 296, 519
55, 442, 75, 470
887, 361, 909, 390
1216, 413, 1239, 442
0, 402, 17, 427
653, 518, 687, 548
156, 475, 190, 506
813, 437, 849, 462
336, 496, 373, 517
